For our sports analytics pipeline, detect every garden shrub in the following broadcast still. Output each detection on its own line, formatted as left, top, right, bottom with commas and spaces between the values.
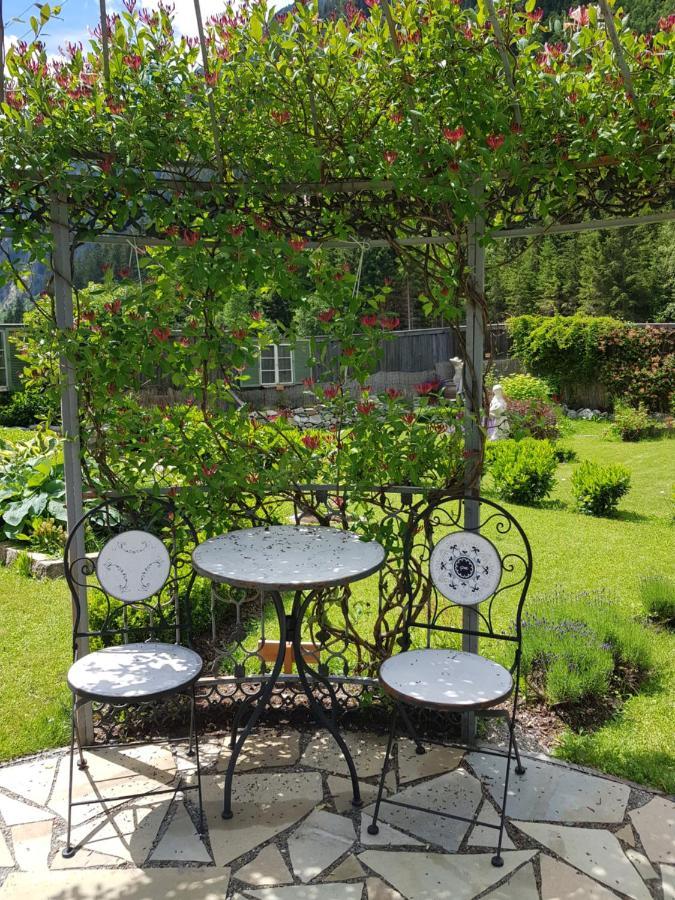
500, 373, 552, 403
506, 316, 675, 413
488, 438, 557, 504
571, 460, 631, 516
522, 590, 653, 706
610, 402, 657, 441
29, 517, 67, 555
505, 398, 561, 441
553, 443, 576, 463
639, 575, 675, 626
0, 390, 57, 427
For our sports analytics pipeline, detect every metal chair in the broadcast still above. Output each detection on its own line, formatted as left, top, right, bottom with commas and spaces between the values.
62, 494, 205, 858
368, 495, 532, 868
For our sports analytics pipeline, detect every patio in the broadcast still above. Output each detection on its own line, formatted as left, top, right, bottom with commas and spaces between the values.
0, 727, 672, 900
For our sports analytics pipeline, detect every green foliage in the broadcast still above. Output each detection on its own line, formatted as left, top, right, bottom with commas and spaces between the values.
571, 460, 631, 516
522, 590, 653, 705
553, 442, 576, 462
487, 438, 557, 504
507, 315, 675, 412
0, 390, 56, 427
13, 549, 33, 578
500, 373, 552, 402
505, 399, 561, 441
639, 575, 675, 626
29, 517, 67, 555
610, 402, 657, 441
0, 428, 67, 541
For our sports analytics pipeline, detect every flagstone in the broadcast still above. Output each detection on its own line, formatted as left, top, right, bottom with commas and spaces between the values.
359, 814, 422, 847
50, 844, 126, 869
615, 823, 636, 847
148, 802, 211, 863
539, 855, 619, 899
204, 771, 323, 866
0, 868, 231, 900
0, 830, 13, 867
466, 803, 515, 850
242, 886, 363, 900
328, 776, 387, 814
325, 854, 366, 881
236, 844, 294, 886
397, 740, 463, 785
467, 752, 629, 824
287, 808, 356, 883
362, 768, 482, 851
0, 757, 59, 808
302, 731, 389, 779
63, 795, 171, 864
358, 849, 536, 900
662, 864, 675, 899
0, 792, 53, 826
626, 848, 658, 881
216, 730, 301, 772
10, 819, 52, 871
367, 878, 405, 900
482, 862, 538, 899
629, 796, 675, 865
515, 822, 651, 900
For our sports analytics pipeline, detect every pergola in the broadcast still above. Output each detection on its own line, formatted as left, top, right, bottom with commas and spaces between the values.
1, 0, 673, 742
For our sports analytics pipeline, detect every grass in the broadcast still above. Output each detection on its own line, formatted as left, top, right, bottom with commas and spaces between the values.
1, 420, 673, 791
0, 565, 72, 761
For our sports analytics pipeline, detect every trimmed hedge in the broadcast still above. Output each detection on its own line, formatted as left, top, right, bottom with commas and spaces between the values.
506, 315, 674, 413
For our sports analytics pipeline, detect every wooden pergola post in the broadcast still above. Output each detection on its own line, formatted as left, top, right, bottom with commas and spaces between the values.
51, 196, 93, 744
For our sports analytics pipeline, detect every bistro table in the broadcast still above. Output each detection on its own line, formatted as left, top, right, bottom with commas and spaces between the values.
192, 524, 386, 819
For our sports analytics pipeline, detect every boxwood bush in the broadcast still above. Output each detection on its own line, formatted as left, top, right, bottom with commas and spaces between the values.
500, 373, 552, 403
487, 437, 557, 504
571, 460, 631, 516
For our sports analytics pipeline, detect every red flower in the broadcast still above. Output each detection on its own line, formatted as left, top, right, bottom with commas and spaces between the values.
177, 336, 190, 347
526, 7, 544, 20
271, 109, 290, 124
301, 434, 320, 450
100, 154, 114, 174
448, 160, 460, 172
323, 384, 340, 400
402, 412, 416, 425
360, 314, 378, 327
318, 308, 336, 323
205, 70, 218, 86
229, 223, 245, 237
290, 238, 307, 252
486, 134, 505, 151
123, 54, 142, 70
164, 225, 180, 238
383, 150, 398, 165
202, 464, 217, 478
386, 388, 403, 399
390, 110, 404, 124
342, 346, 355, 357
443, 126, 465, 142
152, 327, 171, 342
118, 267, 131, 279
364, 0, 380, 6
182, 229, 200, 246
637, 119, 650, 132
104, 299, 122, 315
81, 310, 96, 323
231, 329, 248, 340
357, 400, 376, 415
415, 379, 441, 395
106, 97, 124, 114
510, 121, 523, 134
303, 376, 316, 388
251, 311, 262, 321
659, 14, 675, 30
568, 5, 589, 26
380, 316, 400, 330
254, 215, 272, 231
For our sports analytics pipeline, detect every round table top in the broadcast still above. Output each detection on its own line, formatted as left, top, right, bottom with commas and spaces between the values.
192, 525, 386, 591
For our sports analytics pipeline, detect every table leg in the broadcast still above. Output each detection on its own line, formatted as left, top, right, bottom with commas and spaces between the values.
222, 590, 287, 820
292, 591, 363, 808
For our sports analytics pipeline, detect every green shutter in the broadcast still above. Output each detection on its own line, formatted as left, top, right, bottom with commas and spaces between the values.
292, 339, 312, 384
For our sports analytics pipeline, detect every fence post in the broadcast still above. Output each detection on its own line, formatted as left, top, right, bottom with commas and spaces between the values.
462, 208, 486, 743
50, 196, 93, 744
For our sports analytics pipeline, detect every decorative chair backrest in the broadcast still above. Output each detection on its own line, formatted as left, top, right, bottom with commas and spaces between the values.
429, 531, 503, 606
64, 495, 197, 653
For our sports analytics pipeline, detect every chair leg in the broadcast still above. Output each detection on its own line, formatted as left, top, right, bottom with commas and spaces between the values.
187, 694, 196, 757
62, 700, 78, 858
492, 701, 520, 867
190, 689, 205, 837
397, 702, 425, 755
367, 708, 398, 836
510, 720, 526, 776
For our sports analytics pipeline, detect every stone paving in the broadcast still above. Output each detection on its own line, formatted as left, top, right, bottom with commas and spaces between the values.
0, 728, 672, 899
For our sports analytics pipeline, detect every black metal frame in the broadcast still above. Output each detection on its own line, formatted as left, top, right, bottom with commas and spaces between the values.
61, 494, 205, 858
367, 495, 532, 868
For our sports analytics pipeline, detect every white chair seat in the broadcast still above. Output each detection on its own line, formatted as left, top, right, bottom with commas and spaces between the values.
67, 642, 203, 701
379, 648, 513, 710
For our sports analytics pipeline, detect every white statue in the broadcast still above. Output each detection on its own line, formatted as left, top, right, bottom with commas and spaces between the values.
450, 357, 464, 398
488, 383, 510, 441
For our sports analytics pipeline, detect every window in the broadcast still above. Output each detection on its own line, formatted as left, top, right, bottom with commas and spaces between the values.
260, 344, 294, 386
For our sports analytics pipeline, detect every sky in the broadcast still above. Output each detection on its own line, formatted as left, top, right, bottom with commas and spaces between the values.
2, 0, 259, 58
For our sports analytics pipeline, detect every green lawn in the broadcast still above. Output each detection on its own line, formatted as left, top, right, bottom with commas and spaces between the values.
1, 420, 673, 791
